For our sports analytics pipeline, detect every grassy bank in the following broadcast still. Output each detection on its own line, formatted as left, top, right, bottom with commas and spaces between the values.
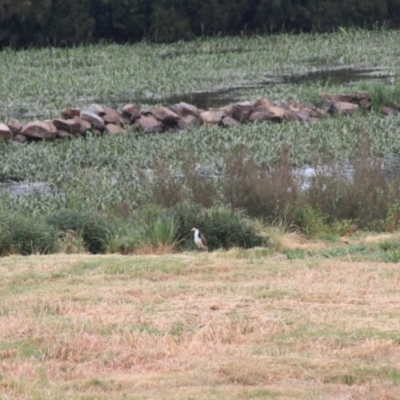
1, 235, 400, 399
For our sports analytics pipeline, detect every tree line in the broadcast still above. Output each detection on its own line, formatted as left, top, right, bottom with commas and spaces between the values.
1, 0, 400, 47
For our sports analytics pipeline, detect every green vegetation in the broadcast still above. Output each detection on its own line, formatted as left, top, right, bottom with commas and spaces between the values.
1, 30, 400, 120
1, 31, 400, 255
46, 209, 114, 254
0, 214, 58, 255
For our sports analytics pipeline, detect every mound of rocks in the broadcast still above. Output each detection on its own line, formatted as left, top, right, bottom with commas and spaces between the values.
0, 91, 398, 143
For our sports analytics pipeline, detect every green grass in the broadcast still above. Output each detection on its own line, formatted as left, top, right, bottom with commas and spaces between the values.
1, 30, 400, 245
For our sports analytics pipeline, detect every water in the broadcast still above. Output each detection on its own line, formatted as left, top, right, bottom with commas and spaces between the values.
0, 182, 52, 196
95, 66, 395, 110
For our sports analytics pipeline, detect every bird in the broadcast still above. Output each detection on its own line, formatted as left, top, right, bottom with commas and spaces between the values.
191, 227, 208, 251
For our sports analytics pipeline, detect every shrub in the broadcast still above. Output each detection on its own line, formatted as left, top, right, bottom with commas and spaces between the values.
46, 209, 114, 254
0, 214, 58, 256
167, 202, 265, 251
221, 145, 301, 221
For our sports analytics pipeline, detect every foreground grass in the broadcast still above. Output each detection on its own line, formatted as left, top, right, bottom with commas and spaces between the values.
1, 238, 400, 399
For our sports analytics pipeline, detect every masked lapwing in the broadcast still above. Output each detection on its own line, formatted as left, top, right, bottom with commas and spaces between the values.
191, 227, 208, 251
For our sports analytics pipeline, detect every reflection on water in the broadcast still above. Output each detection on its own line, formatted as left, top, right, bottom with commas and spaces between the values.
96, 66, 395, 110
0, 182, 52, 196
9, 66, 396, 119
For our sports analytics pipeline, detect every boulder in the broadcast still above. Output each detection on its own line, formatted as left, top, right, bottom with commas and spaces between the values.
177, 115, 200, 130
254, 98, 275, 108
381, 106, 397, 116
249, 105, 287, 122
226, 101, 253, 122
170, 102, 200, 117
321, 99, 333, 113
151, 106, 180, 125
332, 94, 354, 103
73, 116, 92, 135
333, 102, 359, 115
0, 123, 12, 140
106, 123, 126, 135
308, 107, 326, 118
7, 119, 22, 135
21, 121, 56, 139
200, 110, 226, 124
56, 130, 73, 138
61, 108, 80, 119
102, 107, 124, 126
221, 116, 240, 126
122, 104, 140, 121
134, 115, 164, 133
53, 118, 82, 134
80, 110, 105, 130
359, 98, 372, 110
14, 134, 28, 143
87, 103, 105, 116
319, 92, 331, 101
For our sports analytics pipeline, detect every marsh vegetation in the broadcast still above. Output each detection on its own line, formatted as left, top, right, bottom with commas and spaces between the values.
1, 29, 400, 398
1, 29, 400, 254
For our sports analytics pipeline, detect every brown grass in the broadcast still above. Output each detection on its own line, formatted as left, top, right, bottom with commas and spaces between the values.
1, 247, 400, 399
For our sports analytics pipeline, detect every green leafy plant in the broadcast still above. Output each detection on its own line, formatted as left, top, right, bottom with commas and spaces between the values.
46, 209, 114, 254
0, 214, 58, 256
167, 202, 265, 251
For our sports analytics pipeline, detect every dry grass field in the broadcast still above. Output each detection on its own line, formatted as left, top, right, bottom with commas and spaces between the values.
1, 235, 400, 399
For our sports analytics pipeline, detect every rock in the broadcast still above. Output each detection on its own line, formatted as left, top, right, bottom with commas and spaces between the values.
359, 98, 372, 110
332, 94, 354, 103
319, 92, 331, 101
53, 118, 82, 134
0, 123, 12, 140
140, 108, 152, 116
151, 106, 180, 125
381, 106, 397, 116
122, 104, 140, 121
102, 107, 124, 126
73, 116, 92, 135
226, 101, 253, 122
134, 115, 164, 133
7, 119, 22, 135
177, 115, 200, 130
321, 99, 333, 113
253, 98, 275, 108
61, 108, 80, 119
170, 102, 200, 117
351, 91, 370, 101
249, 105, 287, 122
200, 110, 226, 124
87, 103, 105, 116
106, 123, 126, 134
21, 121, 56, 139
333, 102, 359, 115
221, 116, 240, 126
56, 130, 74, 138
80, 110, 105, 130
45, 120, 58, 135
120, 115, 131, 126
14, 134, 28, 143
308, 107, 326, 118
294, 110, 311, 121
